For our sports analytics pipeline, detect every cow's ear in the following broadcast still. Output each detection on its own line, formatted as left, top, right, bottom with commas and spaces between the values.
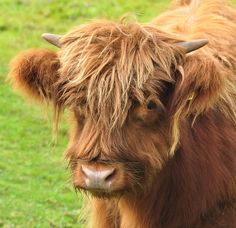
8, 49, 60, 102
168, 54, 224, 155
170, 53, 224, 117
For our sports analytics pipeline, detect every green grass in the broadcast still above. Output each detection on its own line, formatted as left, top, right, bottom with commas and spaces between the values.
1, 0, 236, 227
0, 0, 171, 227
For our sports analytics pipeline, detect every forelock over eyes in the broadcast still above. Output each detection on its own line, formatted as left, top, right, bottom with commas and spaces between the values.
55, 21, 184, 131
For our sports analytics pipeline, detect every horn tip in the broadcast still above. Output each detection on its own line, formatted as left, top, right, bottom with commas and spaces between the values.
41, 33, 49, 38
199, 38, 209, 45
41, 33, 54, 42
41, 33, 50, 43
41, 33, 62, 48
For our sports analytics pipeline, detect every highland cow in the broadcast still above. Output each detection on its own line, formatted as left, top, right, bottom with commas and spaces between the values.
8, 0, 236, 227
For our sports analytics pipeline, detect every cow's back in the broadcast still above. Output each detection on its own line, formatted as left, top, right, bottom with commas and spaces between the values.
153, 0, 236, 48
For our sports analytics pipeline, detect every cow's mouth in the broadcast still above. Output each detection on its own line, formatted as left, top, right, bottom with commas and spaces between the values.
87, 188, 126, 198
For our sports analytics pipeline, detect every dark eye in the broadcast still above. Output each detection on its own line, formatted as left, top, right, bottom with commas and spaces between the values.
147, 101, 157, 110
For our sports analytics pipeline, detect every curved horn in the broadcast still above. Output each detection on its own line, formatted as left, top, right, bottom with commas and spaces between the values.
42, 33, 62, 48
177, 39, 208, 53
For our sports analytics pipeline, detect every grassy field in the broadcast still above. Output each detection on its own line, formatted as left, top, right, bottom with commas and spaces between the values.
2, 0, 236, 227
0, 0, 172, 227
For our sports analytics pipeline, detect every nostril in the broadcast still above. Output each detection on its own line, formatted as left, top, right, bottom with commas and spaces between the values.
104, 169, 116, 182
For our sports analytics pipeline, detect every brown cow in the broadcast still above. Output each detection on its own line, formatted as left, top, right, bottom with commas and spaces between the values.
8, 0, 236, 227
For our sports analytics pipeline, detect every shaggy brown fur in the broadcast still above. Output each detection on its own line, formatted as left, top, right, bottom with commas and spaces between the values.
8, 0, 236, 227
9, 49, 60, 101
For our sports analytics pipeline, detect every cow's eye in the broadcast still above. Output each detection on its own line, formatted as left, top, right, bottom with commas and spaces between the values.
147, 101, 157, 110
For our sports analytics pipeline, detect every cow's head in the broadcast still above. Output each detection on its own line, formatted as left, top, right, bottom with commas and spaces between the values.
9, 21, 208, 198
